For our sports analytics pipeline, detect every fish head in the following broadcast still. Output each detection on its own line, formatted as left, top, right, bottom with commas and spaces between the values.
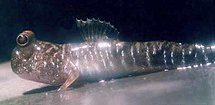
11, 31, 68, 85
11, 30, 36, 76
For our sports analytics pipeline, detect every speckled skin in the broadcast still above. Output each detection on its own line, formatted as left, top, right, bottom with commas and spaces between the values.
10, 19, 215, 88
11, 38, 215, 86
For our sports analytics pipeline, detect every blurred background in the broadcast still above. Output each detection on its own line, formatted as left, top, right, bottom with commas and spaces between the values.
0, 0, 215, 62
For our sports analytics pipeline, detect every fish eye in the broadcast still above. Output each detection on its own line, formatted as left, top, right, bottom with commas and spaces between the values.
16, 35, 29, 46
16, 30, 34, 47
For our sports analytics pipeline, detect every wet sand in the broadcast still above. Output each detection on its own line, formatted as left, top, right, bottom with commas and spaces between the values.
0, 61, 215, 105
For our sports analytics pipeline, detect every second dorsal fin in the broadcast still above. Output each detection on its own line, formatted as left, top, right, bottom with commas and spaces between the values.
75, 18, 119, 42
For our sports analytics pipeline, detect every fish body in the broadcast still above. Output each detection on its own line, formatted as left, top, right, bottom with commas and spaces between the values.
11, 19, 215, 90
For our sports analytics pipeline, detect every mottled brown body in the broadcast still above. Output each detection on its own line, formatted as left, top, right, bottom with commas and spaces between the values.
11, 39, 215, 84
67, 41, 215, 81
11, 19, 215, 90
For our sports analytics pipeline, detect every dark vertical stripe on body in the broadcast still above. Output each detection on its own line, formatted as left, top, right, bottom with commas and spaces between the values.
129, 41, 215, 70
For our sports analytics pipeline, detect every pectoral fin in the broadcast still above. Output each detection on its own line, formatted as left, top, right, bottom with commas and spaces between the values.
57, 70, 79, 91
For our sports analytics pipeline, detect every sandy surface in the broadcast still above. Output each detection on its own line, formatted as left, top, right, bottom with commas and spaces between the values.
0, 62, 45, 101
0, 61, 215, 105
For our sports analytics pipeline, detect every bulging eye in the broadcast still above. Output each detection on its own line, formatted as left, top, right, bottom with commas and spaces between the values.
17, 35, 28, 46
16, 30, 34, 47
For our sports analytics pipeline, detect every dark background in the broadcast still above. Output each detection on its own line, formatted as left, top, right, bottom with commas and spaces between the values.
0, 0, 215, 62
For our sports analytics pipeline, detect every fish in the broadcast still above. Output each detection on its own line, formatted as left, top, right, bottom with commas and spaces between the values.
11, 18, 215, 91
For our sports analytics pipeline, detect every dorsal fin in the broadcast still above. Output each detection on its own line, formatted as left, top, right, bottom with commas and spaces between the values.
75, 18, 119, 42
